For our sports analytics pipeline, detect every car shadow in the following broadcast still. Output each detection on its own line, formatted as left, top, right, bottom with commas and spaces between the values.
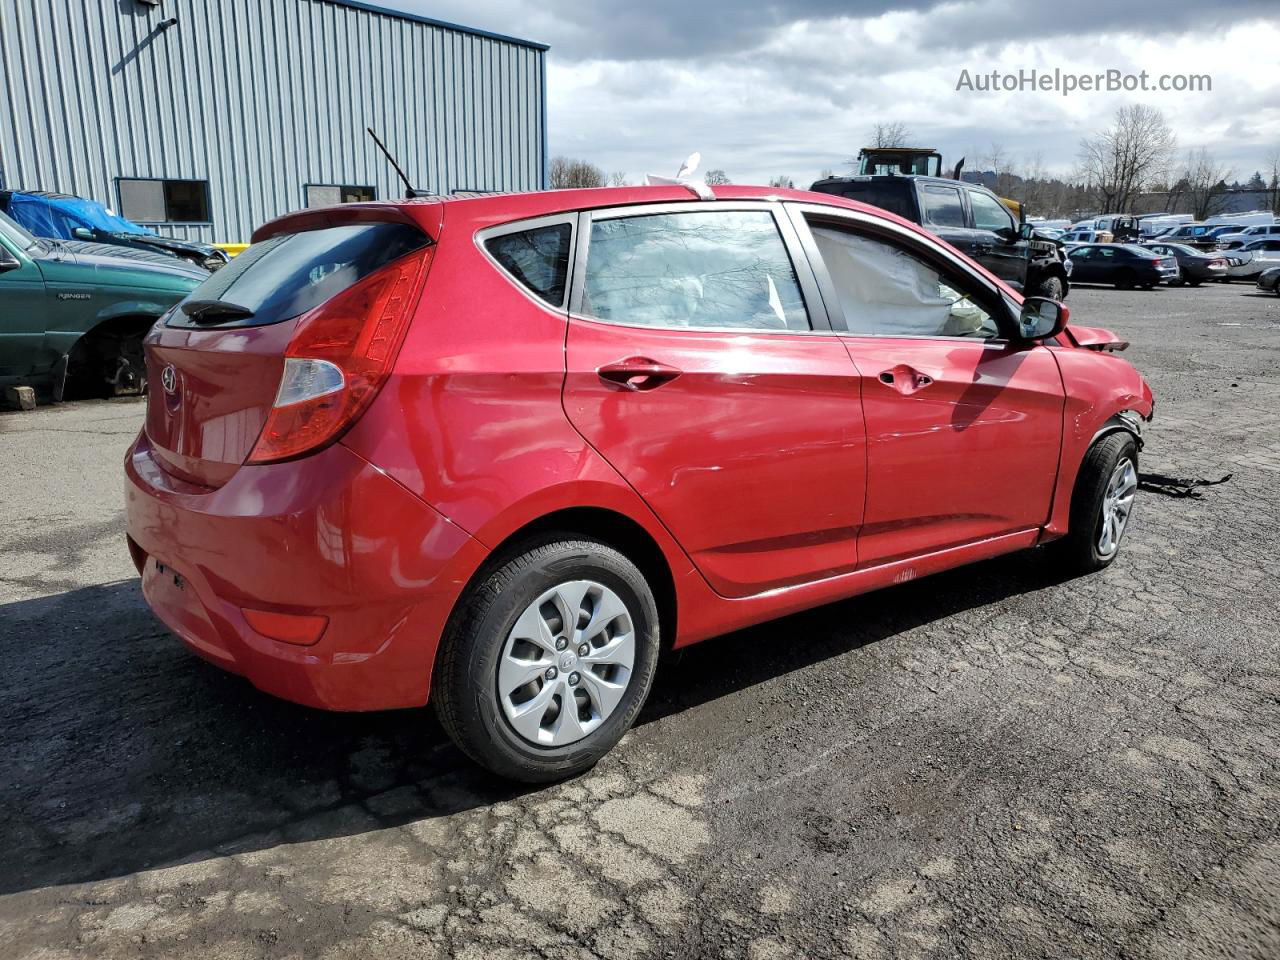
0, 548, 1076, 896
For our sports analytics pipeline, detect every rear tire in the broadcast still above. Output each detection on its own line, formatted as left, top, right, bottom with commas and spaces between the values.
434, 537, 660, 783
64, 325, 148, 399
1047, 432, 1139, 575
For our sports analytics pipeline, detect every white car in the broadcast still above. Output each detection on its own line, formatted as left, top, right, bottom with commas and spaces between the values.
1226, 239, 1280, 279
1218, 223, 1280, 249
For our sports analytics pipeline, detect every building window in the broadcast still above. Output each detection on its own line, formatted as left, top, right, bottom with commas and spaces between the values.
117, 178, 211, 223
304, 184, 376, 208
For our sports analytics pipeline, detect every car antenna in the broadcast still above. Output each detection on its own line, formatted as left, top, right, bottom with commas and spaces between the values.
367, 127, 432, 199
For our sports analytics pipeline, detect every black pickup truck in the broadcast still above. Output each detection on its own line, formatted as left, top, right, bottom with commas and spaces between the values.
809, 174, 1071, 299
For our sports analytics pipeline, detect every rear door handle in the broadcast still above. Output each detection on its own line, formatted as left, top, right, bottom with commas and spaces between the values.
597, 357, 682, 391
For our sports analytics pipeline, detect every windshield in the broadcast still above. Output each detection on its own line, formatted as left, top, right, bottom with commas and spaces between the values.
168, 221, 429, 329
8, 192, 153, 239
0, 210, 40, 251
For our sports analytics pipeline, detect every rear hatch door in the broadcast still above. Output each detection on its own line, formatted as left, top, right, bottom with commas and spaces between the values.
143, 220, 430, 488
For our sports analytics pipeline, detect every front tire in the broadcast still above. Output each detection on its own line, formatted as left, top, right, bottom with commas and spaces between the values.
1048, 432, 1139, 575
1033, 274, 1065, 300
434, 537, 660, 783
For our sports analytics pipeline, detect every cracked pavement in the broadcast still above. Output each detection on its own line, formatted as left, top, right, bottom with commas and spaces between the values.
1, 281, 1278, 959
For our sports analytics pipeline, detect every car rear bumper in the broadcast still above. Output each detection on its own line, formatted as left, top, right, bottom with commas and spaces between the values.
124, 432, 485, 710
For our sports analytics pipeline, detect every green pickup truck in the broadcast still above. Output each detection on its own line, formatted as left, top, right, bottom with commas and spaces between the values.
0, 210, 204, 399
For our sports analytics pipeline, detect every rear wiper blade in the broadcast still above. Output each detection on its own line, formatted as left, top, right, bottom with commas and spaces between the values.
180, 299, 254, 323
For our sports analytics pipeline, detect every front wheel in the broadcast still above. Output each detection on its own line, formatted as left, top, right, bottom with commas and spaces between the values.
1032, 274, 1065, 300
434, 537, 660, 782
1047, 432, 1139, 575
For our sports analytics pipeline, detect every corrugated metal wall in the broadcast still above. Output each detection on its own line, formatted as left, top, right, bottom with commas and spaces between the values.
0, 0, 547, 242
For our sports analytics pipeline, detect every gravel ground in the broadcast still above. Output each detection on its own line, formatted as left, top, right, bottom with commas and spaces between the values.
1, 281, 1278, 960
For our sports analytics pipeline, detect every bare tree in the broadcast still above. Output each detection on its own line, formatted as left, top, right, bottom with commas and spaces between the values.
1181, 148, 1233, 220
608, 171, 629, 187
549, 156, 605, 189
870, 121, 913, 148
817, 167, 835, 181
981, 142, 1017, 198
704, 169, 732, 185
1077, 105, 1176, 213
1266, 150, 1280, 216
767, 175, 795, 188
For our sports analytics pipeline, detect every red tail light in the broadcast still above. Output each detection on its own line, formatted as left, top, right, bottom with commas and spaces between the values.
247, 245, 433, 464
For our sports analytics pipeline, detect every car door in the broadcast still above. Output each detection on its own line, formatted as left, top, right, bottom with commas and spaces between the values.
563, 202, 867, 598
1068, 244, 1100, 282
966, 188, 1029, 288
916, 182, 977, 258
0, 216, 51, 379
785, 203, 1065, 567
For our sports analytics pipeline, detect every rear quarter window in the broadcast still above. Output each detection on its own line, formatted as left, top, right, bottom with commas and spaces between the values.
825, 184, 916, 221
167, 221, 429, 329
484, 223, 572, 306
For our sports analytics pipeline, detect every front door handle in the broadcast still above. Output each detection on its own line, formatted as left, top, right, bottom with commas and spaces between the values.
597, 357, 682, 391
879, 365, 934, 395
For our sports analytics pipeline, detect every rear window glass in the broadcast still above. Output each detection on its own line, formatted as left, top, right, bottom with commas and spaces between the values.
825, 184, 915, 221
484, 224, 572, 306
167, 221, 428, 328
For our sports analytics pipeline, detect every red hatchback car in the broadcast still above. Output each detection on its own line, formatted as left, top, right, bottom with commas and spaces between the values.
125, 186, 1153, 781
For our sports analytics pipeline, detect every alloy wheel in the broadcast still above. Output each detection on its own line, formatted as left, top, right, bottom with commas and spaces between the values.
1098, 457, 1137, 558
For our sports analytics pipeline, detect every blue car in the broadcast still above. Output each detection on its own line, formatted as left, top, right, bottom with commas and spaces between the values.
0, 189, 229, 271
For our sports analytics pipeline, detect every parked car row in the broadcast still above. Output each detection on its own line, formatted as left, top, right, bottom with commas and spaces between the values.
1060, 237, 1279, 290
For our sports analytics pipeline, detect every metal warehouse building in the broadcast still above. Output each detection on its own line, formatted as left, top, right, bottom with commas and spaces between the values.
0, 0, 548, 243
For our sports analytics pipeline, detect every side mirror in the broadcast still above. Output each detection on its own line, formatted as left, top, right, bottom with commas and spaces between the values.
1017, 297, 1069, 341
0, 248, 21, 274
72, 227, 94, 240
1019, 222, 1035, 241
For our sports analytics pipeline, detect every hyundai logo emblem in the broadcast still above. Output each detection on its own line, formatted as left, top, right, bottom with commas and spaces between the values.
160, 364, 177, 394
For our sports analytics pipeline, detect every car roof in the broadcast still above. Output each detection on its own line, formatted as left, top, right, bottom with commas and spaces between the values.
254, 184, 928, 242
812, 174, 989, 193
0, 188, 78, 201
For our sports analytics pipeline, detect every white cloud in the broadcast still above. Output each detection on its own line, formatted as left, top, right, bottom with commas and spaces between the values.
396, 0, 1280, 187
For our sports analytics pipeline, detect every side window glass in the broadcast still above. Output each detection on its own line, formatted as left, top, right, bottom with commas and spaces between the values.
582, 210, 809, 331
485, 223, 572, 306
969, 191, 1016, 233
919, 186, 966, 228
809, 225, 1000, 340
